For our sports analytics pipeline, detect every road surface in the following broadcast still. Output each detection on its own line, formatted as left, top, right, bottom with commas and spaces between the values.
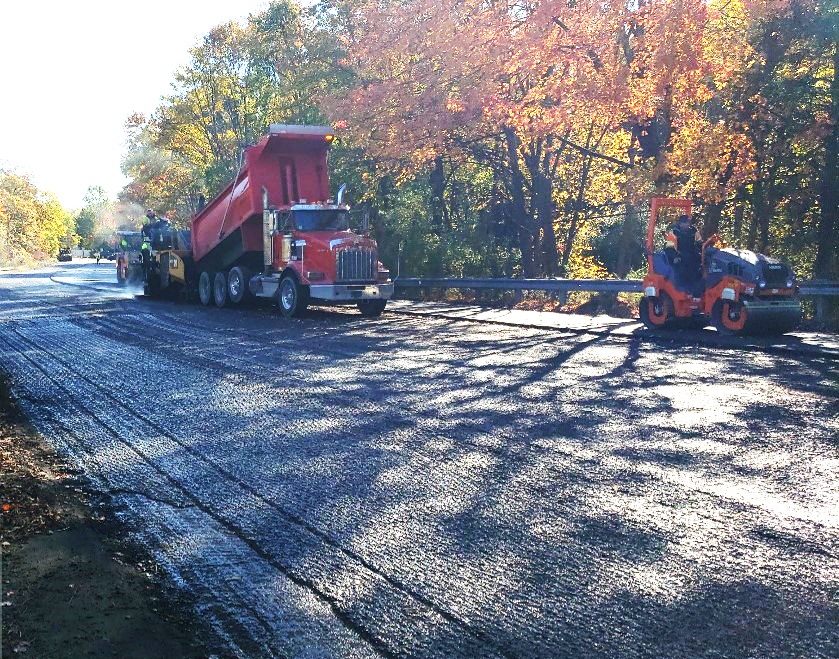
1, 262, 836, 658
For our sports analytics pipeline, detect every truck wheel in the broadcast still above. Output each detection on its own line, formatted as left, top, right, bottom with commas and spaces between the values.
214, 271, 229, 308
278, 275, 308, 318
198, 271, 213, 306
357, 300, 387, 317
227, 266, 250, 305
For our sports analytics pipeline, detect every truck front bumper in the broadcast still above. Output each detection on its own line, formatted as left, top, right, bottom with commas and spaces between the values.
309, 283, 394, 302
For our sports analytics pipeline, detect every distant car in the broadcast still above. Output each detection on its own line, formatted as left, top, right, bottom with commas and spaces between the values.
57, 248, 72, 262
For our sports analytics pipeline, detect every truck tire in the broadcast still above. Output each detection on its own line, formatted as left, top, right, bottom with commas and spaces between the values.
214, 271, 229, 308
227, 266, 250, 305
198, 271, 213, 306
278, 275, 308, 318
357, 300, 387, 317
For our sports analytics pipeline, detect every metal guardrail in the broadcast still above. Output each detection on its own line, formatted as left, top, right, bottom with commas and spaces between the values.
396, 277, 642, 293
800, 282, 839, 296
395, 278, 839, 296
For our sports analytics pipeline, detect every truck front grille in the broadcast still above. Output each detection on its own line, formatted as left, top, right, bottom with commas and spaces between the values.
336, 248, 377, 282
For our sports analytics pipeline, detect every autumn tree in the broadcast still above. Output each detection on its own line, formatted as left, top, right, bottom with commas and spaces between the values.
122, 1, 351, 220
328, 0, 753, 277
120, 0, 833, 286
0, 170, 75, 263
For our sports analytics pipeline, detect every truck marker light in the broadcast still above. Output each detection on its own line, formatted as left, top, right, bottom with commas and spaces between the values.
324, 134, 335, 143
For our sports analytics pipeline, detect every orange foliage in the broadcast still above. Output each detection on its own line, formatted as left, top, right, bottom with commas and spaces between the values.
330, 0, 759, 203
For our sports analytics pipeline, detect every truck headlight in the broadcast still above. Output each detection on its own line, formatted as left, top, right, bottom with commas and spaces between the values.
306, 271, 325, 281
786, 279, 794, 288
644, 286, 656, 297
758, 279, 766, 288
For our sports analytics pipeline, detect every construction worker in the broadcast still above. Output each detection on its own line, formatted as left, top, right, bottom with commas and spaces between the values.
140, 209, 155, 277
665, 214, 702, 290
152, 215, 172, 249
143, 209, 173, 249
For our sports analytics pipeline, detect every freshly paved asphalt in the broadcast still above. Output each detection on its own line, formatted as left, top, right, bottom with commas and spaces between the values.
1, 262, 836, 658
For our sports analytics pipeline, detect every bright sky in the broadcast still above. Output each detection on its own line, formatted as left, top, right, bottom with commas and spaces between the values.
0, 0, 271, 210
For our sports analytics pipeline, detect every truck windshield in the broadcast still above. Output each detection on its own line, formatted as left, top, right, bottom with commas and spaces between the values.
293, 209, 349, 231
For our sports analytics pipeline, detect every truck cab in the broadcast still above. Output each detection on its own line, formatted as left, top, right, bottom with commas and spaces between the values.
251, 202, 392, 316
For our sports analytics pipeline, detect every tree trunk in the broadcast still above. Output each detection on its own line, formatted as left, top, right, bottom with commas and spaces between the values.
732, 200, 744, 246
532, 167, 558, 277
521, 138, 559, 277
815, 46, 838, 279
615, 203, 640, 278
562, 154, 594, 273
429, 155, 447, 235
751, 175, 771, 253
746, 210, 758, 251
502, 127, 539, 278
703, 151, 737, 238
704, 201, 723, 239
615, 141, 640, 278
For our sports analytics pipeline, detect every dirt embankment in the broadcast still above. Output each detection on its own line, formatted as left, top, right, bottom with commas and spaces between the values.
0, 376, 208, 658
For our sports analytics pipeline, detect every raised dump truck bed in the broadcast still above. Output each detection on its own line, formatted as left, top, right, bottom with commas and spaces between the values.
191, 125, 333, 269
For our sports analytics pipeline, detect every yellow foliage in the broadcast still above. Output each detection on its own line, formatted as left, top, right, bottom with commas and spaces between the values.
0, 171, 75, 263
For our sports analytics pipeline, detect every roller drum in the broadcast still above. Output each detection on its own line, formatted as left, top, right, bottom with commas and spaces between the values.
741, 298, 802, 335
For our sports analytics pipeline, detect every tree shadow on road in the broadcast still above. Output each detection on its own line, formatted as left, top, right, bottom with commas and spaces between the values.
5, 301, 837, 658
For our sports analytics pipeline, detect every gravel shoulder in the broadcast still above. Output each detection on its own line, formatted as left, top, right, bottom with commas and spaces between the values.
0, 375, 209, 659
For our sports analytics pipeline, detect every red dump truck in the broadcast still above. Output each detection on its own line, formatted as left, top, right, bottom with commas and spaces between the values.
134, 125, 393, 316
